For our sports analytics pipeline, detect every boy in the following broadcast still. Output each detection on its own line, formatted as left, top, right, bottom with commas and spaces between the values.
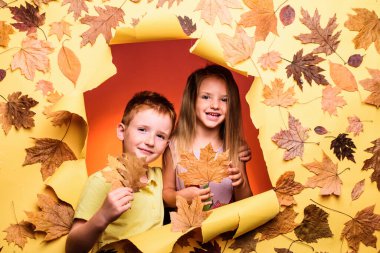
65, 91, 177, 253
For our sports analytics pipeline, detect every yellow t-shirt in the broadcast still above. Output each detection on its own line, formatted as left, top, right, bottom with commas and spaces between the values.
74, 166, 164, 249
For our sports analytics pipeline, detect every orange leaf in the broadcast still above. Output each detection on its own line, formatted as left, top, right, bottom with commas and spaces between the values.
3, 221, 35, 249
195, 0, 242, 26
258, 50, 281, 70
0, 21, 15, 47
58, 45, 81, 84
329, 61, 358, 92
274, 171, 304, 206
35, 80, 54, 96
48, 20, 71, 41
359, 68, 380, 108
346, 115, 363, 136
263, 78, 297, 108
321, 86, 346, 116
351, 179, 365, 201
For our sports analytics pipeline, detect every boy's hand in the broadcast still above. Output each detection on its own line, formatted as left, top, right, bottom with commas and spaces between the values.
179, 186, 213, 206
228, 166, 243, 187
100, 187, 134, 223
238, 143, 252, 162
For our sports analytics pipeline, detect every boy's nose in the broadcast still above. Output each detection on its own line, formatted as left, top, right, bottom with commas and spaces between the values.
145, 134, 155, 146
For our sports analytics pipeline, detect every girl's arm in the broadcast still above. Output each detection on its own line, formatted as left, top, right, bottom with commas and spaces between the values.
229, 161, 252, 201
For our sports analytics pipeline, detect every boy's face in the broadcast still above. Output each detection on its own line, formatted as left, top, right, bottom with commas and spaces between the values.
117, 108, 172, 163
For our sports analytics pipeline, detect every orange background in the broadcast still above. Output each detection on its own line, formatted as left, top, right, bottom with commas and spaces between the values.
84, 39, 272, 194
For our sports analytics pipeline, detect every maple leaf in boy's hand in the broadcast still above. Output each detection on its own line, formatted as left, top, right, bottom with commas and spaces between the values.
26, 193, 74, 241
272, 114, 310, 160
178, 143, 229, 186
80, 5, 125, 47
229, 230, 258, 253
49, 20, 71, 41
274, 171, 304, 206
195, 0, 242, 26
330, 133, 356, 163
347, 115, 363, 136
258, 50, 281, 70
0, 21, 15, 47
62, 0, 89, 21
263, 78, 297, 108
9, 2, 45, 34
341, 205, 380, 252
170, 195, 211, 232
359, 68, 380, 108
362, 138, 380, 190
321, 86, 347, 116
4, 221, 35, 249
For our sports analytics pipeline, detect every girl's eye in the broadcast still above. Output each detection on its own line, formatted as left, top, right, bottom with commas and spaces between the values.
221, 97, 228, 103
201, 95, 210, 100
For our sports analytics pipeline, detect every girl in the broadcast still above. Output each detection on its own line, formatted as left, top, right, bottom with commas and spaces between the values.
163, 65, 252, 209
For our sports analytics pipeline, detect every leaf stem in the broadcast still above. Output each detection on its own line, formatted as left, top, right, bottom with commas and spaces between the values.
310, 199, 354, 219
297, 96, 322, 104
0, 46, 21, 55
324, 135, 336, 139
304, 141, 320, 145
281, 234, 314, 252
37, 26, 47, 41
11, 201, 19, 224
278, 106, 288, 129
280, 56, 292, 64
0, 94, 8, 102
337, 167, 350, 176
61, 114, 73, 141
274, 0, 289, 13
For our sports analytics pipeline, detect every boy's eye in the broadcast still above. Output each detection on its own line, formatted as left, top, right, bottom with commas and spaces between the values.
137, 127, 146, 132
157, 134, 166, 140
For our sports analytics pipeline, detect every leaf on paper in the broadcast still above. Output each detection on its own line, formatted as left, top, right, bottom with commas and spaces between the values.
348, 54, 363, 68
217, 26, 255, 66
239, 0, 278, 41
330, 133, 356, 163
0, 69, 5, 81
62, 0, 89, 21
0, 0, 6, 7
294, 204, 333, 243
351, 179, 365, 201
347, 115, 363, 136
177, 16, 196, 36
302, 152, 342, 196
275, 249, 293, 253
156, 0, 182, 8
48, 20, 71, 41
229, 231, 258, 253
258, 50, 281, 70
314, 126, 328, 135
11, 33, 54, 80
43, 92, 73, 127
35, 80, 54, 96
362, 138, 380, 191
23, 138, 77, 180
0, 91, 38, 135
80, 5, 125, 47
263, 78, 297, 108
178, 143, 229, 186
329, 62, 358, 92
195, 0, 242, 26
274, 171, 304, 206
286, 49, 328, 90
193, 241, 221, 252
344, 8, 380, 54
3, 221, 35, 249
341, 205, 380, 252
271, 113, 310, 160
0, 21, 14, 47
9, 2, 45, 34
321, 86, 347, 116
58, 45, 81, 84
26, 193, 74, 241
359, 68, 380, 108
279, 5, 295, 26
295, 8, 341, 56
170, 195, 211, 232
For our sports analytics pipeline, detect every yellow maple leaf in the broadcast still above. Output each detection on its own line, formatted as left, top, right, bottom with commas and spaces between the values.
3, 221, 35, 249
195, 0, 242, 26
0, 21, 15, 47
263, 78, 297, 108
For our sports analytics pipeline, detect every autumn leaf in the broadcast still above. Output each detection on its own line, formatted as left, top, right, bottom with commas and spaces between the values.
263, 78, 297, 108
0, 91, 38, 135
295, 8, 341, 56
258, 50, 281, 70
274, 171, 304, 206
362, 138, 380, 191
314, 126, 328, 135
228, 230, 258, 253
321, 86, 347, 116
341, 205, 380, 252
0, 69, 5, 81
329, 62, 358, 92
43, 91, 73, 127
35, 80, 54, 96
177, 16, 196, 36
3, 221, 35, 249
0, 0, 6, 7
217, 26, 255, 66
294, 204, 333, 243
26, 193, 74, 241
170, 195, 211, 232
351, 179, 365, 201
348, 54, 363, 68
48, 20, 71, 41
156, 0, 182, 8
0, 21, 14, 47
359, 68, 380, 108
32, 0, 55, 7
239, 0, 278, 41
346, 115, 364, 136
23, 137, 77, 180
302, 152, 342, 196
58, 45, 81, 84
9, 2, 45, 34
80, 5, 125, 47
178, 143, 230, 186
330, 133, 356, 163
11, 33, 54, 80
279, 5, 295, 26
275, 249, 293, 253
344, 8, 380, 54
271, 113, 310, 160
62, 0, 89, 21
195, 0, 242, 26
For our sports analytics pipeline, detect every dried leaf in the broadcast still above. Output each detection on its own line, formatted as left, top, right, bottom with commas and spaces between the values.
275, 249, 293, 253
330, 133, 356, 163
0, 91, 38, 135
9, 2, 45, 34
314, 126, 328, 135
3, 221, 35, 249
62, 0, 89, 21
348, 54, 363, 68
321, 86, 347, 116
195, 0, 242, 26
170, 195, 211, 232
344, 8, 380, 54
362, 138, 380, 191
58, 45, 81, 84
279, 5, 295, 26
302, 152, 342, 196
359, 68, 380, 108
0, 21, 14, 47
177, 16, 196, 36
258, 50, 281, 70
156, 0, 182, 8
26, 193, 74, 241
239, 0, 278, 41
263, 78, 297, 108
178, 143, 230, 186
347, 115, 363, 136
229, 231, 258, 253
351, 179, 365, 201
43, 92, 73, 127
271, 113, 310, 160
341, 205, 380, 252
192, 241, 221, 253
35, 80, 54, 96
80, 5, 125, 47
48, 20, 71, 41
0, 69, 5, 81
329, 62, 358, 92
217, 26, 255, 66
294, 204, 333, 243
0, 0, 6, 7
11, 33, 54, 80
23, 138, 77, 180
274, 171, 304, 206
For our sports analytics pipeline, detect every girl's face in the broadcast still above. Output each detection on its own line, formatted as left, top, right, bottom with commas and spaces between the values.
195, 76, 228, 130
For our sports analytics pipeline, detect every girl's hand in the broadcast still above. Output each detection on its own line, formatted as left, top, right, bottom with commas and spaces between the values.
238, 143, 252, 162
99, 187, 134, 224
179, 186, 213, 206
228, 166, 243, 187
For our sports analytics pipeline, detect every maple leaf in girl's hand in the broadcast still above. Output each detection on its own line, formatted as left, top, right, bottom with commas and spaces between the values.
195, 0, 242, 26
263, 78, 297, 108
4, 221, 35, 249
258, 50, 281, 70
9, 2, 45, 34
178, 143, 230, 186
274, 171, 304, 206
0, 21, 14, 47
321, 86, 346, 116
359, 68, 380, 108
362, 138, 380, 191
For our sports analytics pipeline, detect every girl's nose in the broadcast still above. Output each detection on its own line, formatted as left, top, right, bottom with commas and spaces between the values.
210, 98, 219, 109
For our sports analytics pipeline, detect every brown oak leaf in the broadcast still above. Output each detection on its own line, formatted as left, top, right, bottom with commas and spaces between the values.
0, 91, 38, 135
43, 91, 73, 127
362, 138, 380, 191
217, 26, 255, 66
271, 113, 310, 160
258, 50, 281, 70
294, 204, 333, 243
11, 33, 54, 80
229, 230, 258, 253
48, 20, 71, 41
274, 171, 304, 206
62, 0, 89, 20
321, 86, 346, 116
80, 5, 125, 47
178, 143, 230, 186
359, 68, 380, 108
58, 45, 81, 84
177, 16, 196, 36
170, 195, 211, 232
351, 179, 365, 201
195, 0, 242, 26
26, 193, 74, 241
156, 0, 182, 8
329, 61, 358, 92
263, 78, 297, 108
285, 49, 329, 90
341, 205, 380, 252
344, 8, 380, 54
347, 115, 363, 136
23, 138, 77, 180
3, 221, 35, 249
295, 8, 341, 56
9, 2, 45, 34
0, 21, 14, 47
35, 80, 54, 96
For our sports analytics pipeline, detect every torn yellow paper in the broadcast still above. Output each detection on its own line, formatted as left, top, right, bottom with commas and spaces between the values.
52, 89, 87, 123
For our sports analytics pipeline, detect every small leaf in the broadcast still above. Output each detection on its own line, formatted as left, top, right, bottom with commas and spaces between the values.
258, 51, 281, 70
3, 221, 35, 249
229, 231, 258, 253
359, 68, 380, 108
58, 45, 81, 84
348, 54, 363, 68
0, 21, 15, 47
279, 5, 295, 26
314, 126, 328, 135
177, 16, 196, 36
0, 69, 6, 81
35, 80, 54, 96
263, 78, 297, 108
330, 133, 356, 163
351, 179, 365, 201
346, 115, 363, 136
321, 86, 347, 116
48, 20, 71, 41
274, 171, 304, 206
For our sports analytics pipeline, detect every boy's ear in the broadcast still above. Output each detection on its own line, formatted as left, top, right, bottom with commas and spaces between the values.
116, 123, 125, 141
